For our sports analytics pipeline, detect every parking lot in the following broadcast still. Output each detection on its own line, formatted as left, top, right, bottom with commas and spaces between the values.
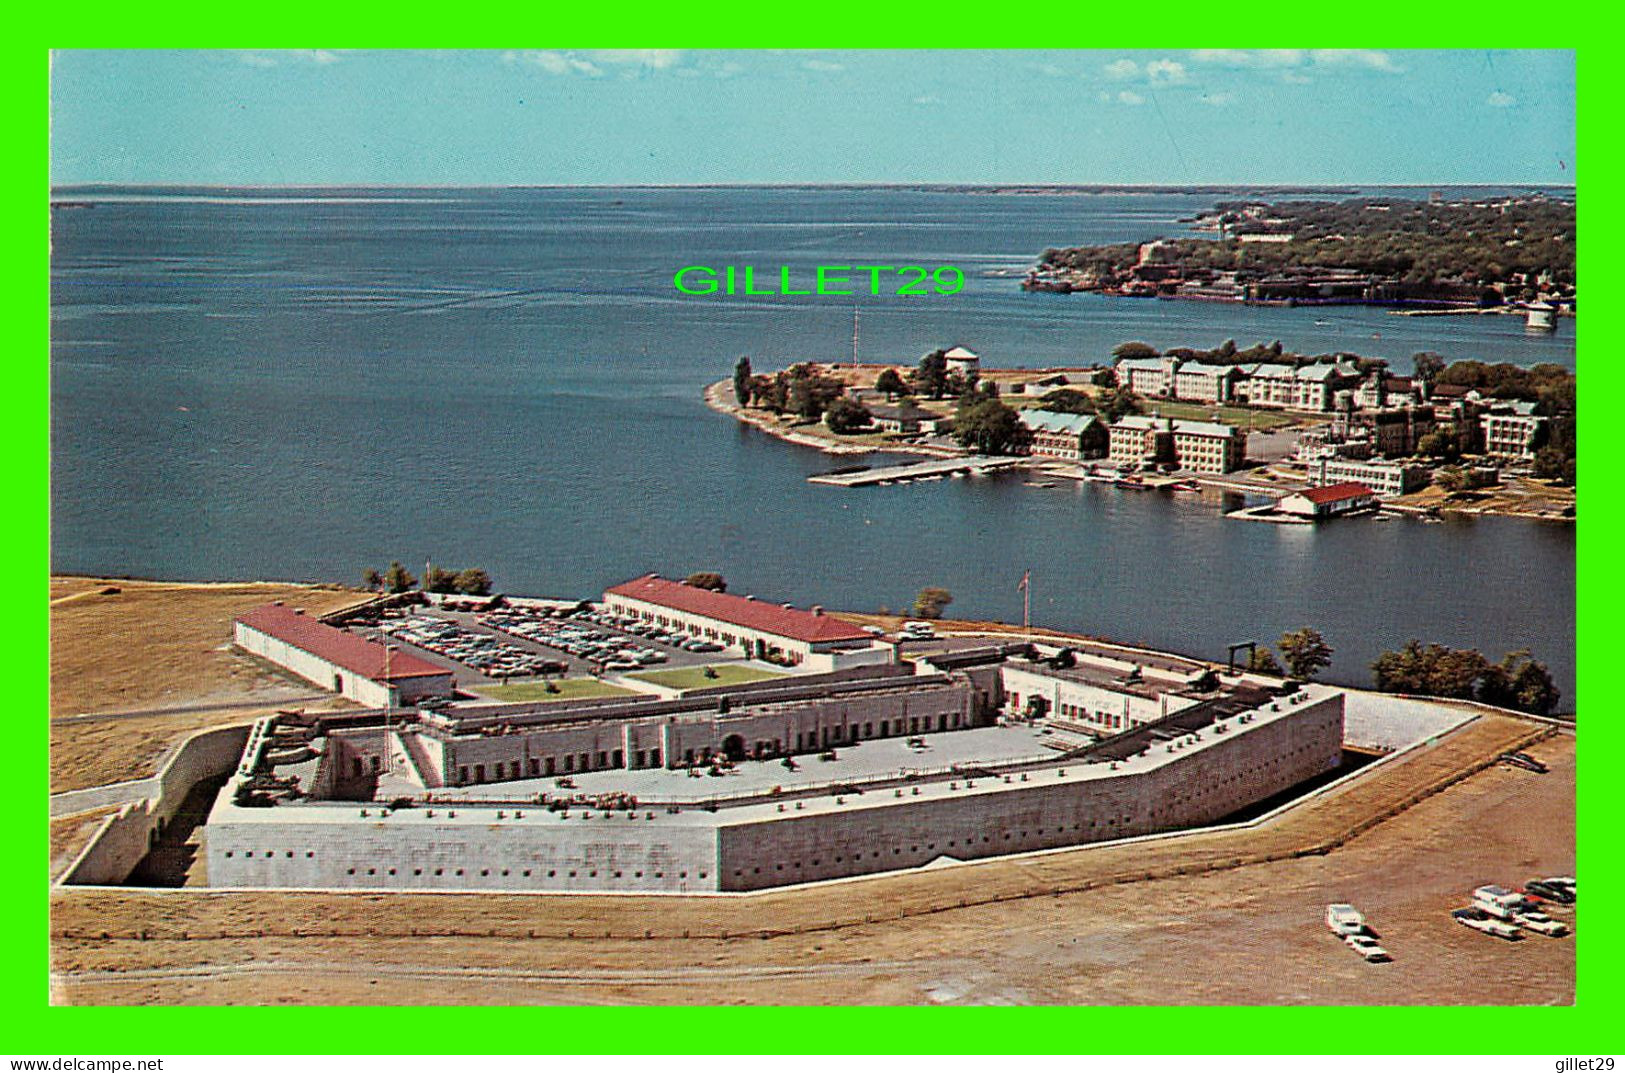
347, 602, 752, 694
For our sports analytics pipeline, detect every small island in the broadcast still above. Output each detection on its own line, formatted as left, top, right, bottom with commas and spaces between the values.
707, 341, 1575, 522
1024, 194, 1575, 320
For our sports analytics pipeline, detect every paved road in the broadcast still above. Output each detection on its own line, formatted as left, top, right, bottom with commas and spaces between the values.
52, 694, 334, 725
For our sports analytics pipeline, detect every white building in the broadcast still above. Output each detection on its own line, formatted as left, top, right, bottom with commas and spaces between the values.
943, 346, 980, 378
234, 602, 454, 708
1237, 362, 1361, 411
1309, 458, 1433, 497
1480, 403, 1548, 460
1116, 356, 1181, 397
1020, 409, 1104, 461
603, 574, 893, 671
1277, 482, 1379, 518
1000, 663, 1199, 734
1108, 415, 1246, 474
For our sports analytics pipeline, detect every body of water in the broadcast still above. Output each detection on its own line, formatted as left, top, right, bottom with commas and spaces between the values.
50, 185, 1576, 706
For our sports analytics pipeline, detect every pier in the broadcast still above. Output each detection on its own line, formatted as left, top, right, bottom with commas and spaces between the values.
808, 455, 1025, 487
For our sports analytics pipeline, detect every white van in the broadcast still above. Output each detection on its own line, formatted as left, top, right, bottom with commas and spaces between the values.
1325, 904, 1365, 936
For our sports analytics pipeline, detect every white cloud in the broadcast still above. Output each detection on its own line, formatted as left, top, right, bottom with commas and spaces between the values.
1097, 91, 1113, 103
913, 94, 943, 106
1487, 90, 1517, 108
1146, 58, 1188, 84
1311, 49, 1402, 73
505, 50, 603, 77
801, 58, 844, 73
1103, 58, 1140, 80
235, 49, 346, 69
1189, 49, 1306, 69
1117, 90, 1145, 106
590, 49, 684, 70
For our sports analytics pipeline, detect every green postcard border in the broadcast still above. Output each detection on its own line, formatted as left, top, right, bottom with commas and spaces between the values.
22, 23, 1606, 1054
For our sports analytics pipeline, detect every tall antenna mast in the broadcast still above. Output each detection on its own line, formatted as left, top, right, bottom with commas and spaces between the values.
852, 306, 860, 366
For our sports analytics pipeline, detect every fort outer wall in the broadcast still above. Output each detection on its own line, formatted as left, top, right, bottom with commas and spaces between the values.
716, 691, 1343, 891
58, 724, 253, 886
200, 693, 1343, 895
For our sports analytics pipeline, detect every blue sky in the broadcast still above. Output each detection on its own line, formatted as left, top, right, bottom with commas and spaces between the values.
50, 49, 1575, 186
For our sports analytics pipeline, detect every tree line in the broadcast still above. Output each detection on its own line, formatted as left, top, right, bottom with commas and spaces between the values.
362, 562, 492, 596
1040, 196, 1575, 294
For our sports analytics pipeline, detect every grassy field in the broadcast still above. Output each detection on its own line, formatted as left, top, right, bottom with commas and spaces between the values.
473, 678, 636, 703
49, 578, 373, 794
50, 577, 371, 718
1147, 400, 1305, 430
629, 664, 785, 690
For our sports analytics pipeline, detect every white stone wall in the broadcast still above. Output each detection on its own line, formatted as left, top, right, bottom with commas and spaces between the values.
1000, 665, 1189, 730
206, 812, 723, 893
233, 621, 451, 707
717, 692, 1344, 891
198, 694, 1343, 894
60, 724, 253, 886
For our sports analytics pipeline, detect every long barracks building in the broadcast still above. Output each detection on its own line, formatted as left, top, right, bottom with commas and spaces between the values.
603, 573, 893, 671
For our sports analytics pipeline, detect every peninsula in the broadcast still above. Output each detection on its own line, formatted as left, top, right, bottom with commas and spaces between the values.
709, 342, 1575, 522
1023, 194, 1575, 316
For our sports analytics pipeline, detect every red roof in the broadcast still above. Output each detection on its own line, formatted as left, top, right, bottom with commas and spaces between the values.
1298, 481, 1376, 505
604, 575, 871, 644
236, 603, 450, 681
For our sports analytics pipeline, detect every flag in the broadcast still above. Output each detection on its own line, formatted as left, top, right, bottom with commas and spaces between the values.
1017, 570, 1030, 593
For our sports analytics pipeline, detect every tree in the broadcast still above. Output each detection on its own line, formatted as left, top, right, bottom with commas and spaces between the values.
424, 565, 459, 593
381, 561, 416, 594
1037, 388, 1095, 415
1434, 466, 1468, 493
684, 572, 727, 592
824, 396, 873, 434
912, 587, 953, 619
952, 397, 1030, 455
1050, 647, 1077, 670
1371, 640, 1559, 715
362, 568, 383, 591
732, 357, 752, 406
912, 350, 950, 399
1112, 341, 1160, 360
1091, 367, 1118, 388
1531, 446, 1569, 483
1509, 655, 1561, 716
1412, 352, 1446, 389
875, 368, 907, 399
1277, 628, 1333, 681
454, 568, 492, 596
1246, 646, 1284, 676
1417, 430, 1460, 462
1095, 386, 1145, 423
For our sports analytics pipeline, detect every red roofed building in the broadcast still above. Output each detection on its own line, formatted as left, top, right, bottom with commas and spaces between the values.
603, 574, 891, 670
1277, 481, 1379, 518
234, 602, 454, 707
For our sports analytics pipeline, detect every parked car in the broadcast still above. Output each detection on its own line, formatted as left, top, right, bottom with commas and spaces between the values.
1512, 909, 1569, 937
1525, 879, 1575, 904
1452, 908, 1523, 940
1344, 933, 1391, 962
1325, 904, 1365, 937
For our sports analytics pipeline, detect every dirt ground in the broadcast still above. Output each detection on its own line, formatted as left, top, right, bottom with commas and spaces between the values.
49, 718, 1572, 1006
49, 578, 369, 793
50, 577, 370, 718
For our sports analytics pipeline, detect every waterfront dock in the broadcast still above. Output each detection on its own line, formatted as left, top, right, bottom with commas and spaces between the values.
808, 455, 1024, 487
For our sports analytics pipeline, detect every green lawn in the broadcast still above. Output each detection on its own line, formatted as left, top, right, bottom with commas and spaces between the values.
629, 664, 786, 690
474, 678, 637, 703
1149, 401, 1304, 431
